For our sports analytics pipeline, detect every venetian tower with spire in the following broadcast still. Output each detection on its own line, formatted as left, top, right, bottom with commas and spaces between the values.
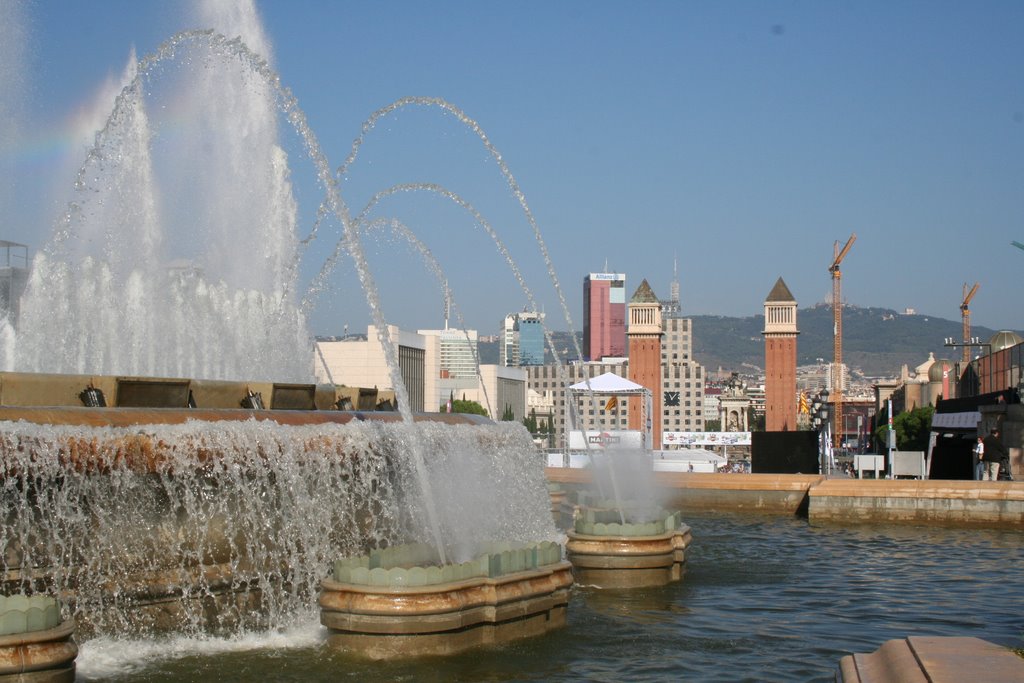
628, 279, 663, 449
763, 277, 799, 431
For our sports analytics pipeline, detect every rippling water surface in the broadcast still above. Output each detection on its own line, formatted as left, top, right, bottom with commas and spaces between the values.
79, 512, 1024, 682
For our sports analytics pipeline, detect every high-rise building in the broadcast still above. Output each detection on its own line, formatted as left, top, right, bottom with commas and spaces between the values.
659, 261, 704, 436
499, 314, 519, 367
583, 272, 626, 361
661, 317, 704, 434
518, 312, 545, 365
499, 311, 546, 367
763, 277, 799, 431
419, 328, 479, 379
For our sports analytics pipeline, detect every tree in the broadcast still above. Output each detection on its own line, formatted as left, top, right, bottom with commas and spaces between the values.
705, 419, 721, 432
523, 408, 539, 434
874, 404, 933, 451
440, 399, 489, 417
501, 404, 515, 421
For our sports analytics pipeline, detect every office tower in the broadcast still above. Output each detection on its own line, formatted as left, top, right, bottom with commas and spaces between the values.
583, 272, 626, 361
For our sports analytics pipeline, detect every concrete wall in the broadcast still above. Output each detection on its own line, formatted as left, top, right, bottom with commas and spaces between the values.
546, 469, 1024, 527
808, 479, 1024, 526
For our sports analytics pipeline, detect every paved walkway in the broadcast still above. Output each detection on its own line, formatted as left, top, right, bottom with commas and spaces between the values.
838, 636, 1024, 682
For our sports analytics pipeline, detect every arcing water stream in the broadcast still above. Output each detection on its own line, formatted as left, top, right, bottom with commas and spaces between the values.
0, 22, 565, 649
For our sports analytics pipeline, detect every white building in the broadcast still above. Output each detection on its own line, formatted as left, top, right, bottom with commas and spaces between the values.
314, 325, 426, 412
316, 325, 526, 420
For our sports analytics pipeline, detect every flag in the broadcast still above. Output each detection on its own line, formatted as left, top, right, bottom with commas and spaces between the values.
605, 396, 618, 411
798, 392, 809, 414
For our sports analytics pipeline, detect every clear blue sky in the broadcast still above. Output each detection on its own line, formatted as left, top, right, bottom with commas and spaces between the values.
3, 0, 1023, 339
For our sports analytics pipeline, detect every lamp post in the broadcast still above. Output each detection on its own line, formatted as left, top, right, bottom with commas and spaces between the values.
819, 389, 831, 476
809, 389, 832, 476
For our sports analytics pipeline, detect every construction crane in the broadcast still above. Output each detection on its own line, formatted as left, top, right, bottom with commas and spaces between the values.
829, 233, 856, 451
960, 282, 980, 364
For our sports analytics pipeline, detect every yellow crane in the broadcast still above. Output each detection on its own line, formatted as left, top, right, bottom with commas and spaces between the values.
829, 233, 856, 450
960, 282, 979, 364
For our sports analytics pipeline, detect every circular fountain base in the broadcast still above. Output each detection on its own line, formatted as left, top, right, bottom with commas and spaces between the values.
566, 528, 691, 588
320, 542, 571, 659
0, 620, 77, 683
565, 506, 692, 589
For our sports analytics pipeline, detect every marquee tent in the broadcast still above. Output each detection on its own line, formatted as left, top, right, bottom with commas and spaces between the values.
566, 372, 653, 450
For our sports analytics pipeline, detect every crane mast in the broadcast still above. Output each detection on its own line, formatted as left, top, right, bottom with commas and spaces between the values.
960, 282, 979, 364
829, 233, 856, 451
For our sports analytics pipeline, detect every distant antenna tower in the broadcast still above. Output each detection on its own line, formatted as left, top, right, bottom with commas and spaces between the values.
670, 253, 680, 310
443, 280, 450, 330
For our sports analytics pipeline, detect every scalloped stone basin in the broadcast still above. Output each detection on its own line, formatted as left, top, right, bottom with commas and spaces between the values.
319, 541, 572, 659
0, 596, 76, 683
566, 508, 692, 588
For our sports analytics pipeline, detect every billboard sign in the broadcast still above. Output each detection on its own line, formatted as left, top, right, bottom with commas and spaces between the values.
568, 430, 644, 450
663, 431, 752, 446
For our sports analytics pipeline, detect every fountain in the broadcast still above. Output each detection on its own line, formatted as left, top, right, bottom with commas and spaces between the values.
319, 540, 571, 659
0, 375, 557, 641
566, 493, 692, 589
0, 5, 570, 662
559, 379, 693, 588
0, 594, 76, 682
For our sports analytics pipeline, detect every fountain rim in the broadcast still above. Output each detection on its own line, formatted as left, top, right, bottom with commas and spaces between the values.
0, 406, 493, 428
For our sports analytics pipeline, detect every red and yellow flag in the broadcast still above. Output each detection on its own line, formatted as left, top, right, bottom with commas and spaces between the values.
605, 396, 618, 411
798, 392, 809, 414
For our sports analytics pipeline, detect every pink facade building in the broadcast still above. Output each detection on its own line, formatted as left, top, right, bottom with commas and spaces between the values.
583, 273, 626, 361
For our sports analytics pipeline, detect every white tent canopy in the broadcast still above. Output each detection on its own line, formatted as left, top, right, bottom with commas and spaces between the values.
566, 372, 653, 451
569, 372, 647, 394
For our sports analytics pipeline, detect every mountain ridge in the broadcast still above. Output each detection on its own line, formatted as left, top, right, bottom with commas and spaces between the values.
477, 305, 1020, 378
695, 304, 1014, 377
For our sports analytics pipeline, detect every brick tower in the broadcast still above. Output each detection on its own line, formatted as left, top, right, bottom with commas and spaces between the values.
763, 277, 799, 431
628, 279, 663, 449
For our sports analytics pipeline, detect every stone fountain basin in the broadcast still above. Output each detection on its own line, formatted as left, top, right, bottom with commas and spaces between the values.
320, 562, 572, 658
319, 541, 571, 658
566, 523, 692, 589
0, 619, 77, 682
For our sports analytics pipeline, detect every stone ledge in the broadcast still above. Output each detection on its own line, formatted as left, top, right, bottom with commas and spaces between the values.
812, 478, 1024, 501
809, 479, 1024, 525
838, 636, 1024, 682
546, 468, 823, 492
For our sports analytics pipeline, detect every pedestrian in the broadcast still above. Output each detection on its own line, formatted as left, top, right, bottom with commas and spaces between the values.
974, 436, 985, 480
981, 428, 1008, 481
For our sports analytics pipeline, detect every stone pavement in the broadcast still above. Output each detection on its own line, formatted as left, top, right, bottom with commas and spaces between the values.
838, 635, 1024, 682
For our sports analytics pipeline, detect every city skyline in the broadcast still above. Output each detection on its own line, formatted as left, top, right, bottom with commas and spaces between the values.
2, 1, 1023, 341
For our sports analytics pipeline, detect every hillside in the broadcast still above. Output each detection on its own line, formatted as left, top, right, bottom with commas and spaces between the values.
693, 305, 1012, 378
479, 306, 1018, 378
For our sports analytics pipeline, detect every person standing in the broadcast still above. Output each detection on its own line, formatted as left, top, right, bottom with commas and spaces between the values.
981, 428, 1007, 481
974, 436, 985, 480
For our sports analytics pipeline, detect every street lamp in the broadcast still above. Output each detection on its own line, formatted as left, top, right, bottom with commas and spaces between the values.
811, 389, 832, 476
